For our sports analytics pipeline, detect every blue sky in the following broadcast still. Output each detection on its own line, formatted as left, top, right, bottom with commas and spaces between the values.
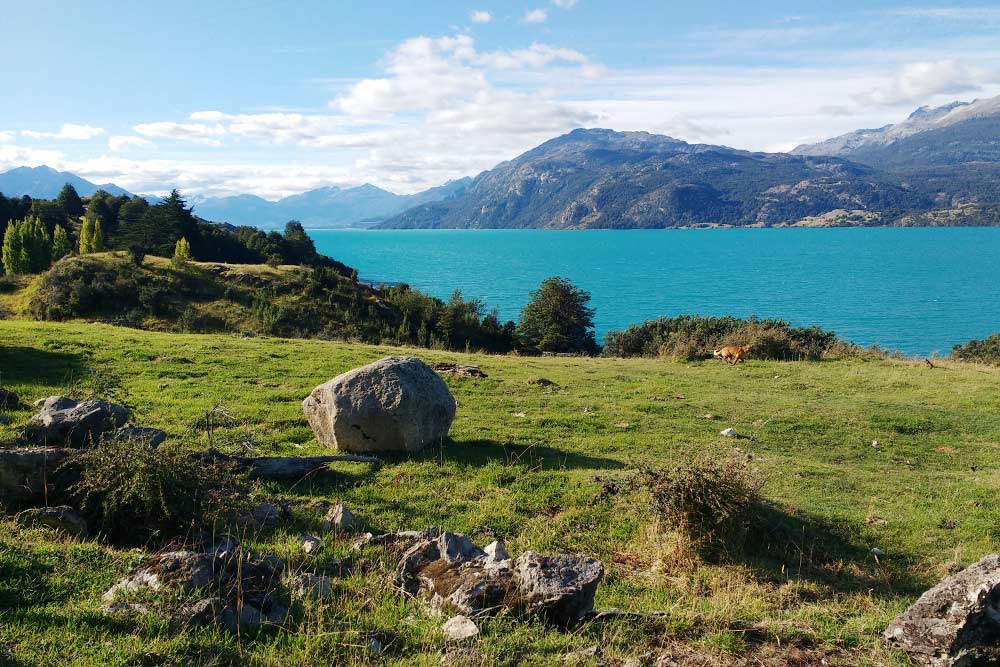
2, 0, 1000, 198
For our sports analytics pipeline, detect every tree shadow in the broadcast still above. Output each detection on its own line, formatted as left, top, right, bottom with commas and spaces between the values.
0, 346, 87, 392
736, 501, 928, 599
430, 437, 626, 472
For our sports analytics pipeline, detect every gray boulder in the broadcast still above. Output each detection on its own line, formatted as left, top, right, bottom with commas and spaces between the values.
515, 551, 604, 627
0, 447, 72, 508
884, 554, 1000, 666
16, 505, 88, 538
29, 396, 130, 446
323, 503, 361, 533
0, 387, 19, 409
302, 356, 456, 453
103, 551, 215, 601
103, 424, 167, 448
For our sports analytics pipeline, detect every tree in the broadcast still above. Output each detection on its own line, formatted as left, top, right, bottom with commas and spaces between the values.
57, 184, 85, 218
91, 219, 106, 252
1, 219, 28, 275
51, 224, 72, 262
173, 236, 191, 261
117, 189, 198, 258
79, 216, 95, 254
516, 276, 598, 355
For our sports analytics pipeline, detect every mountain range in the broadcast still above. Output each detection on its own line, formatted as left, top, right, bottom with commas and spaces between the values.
4, 93, 1000, 229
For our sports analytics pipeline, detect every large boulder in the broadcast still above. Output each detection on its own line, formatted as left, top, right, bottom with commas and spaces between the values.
16, 505, 88, 538
0, 447, 72, 508
884, 554, 1000, 666
28, 396, 130, 447
302, 356, 456, 453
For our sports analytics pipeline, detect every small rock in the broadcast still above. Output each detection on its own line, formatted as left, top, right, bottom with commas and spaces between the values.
205, 533, 241, 557
0, 388, 19, 409
562, 646, 599, 664
300, 534, 322, 555
871, 547, 886, 560
483, 540, 510, 566
865, 517, 888, 526
871, 440, 880, 448
442, 615, 479, 642
239, 502, 284, 531
323, 504, 360, 533
100, 601, 150, 615
16, 505, 88, 538
512, 412, 527, 418
720, 427, 738, 438
103, 424, 167, 448
288, 573, 334, 601
701, 413, 717, 420
431, 363, 487, 378
367, 637, 384, 655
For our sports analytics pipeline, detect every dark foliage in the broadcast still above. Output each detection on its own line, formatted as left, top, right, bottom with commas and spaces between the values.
603, 314, 841, 360
952, 333, 1000, 364
516, 276, 598, 355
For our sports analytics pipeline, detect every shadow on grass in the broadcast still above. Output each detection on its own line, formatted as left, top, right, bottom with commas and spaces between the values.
434, 437, 626, 472
739, 501, 927, 598
0, 346, 87, 392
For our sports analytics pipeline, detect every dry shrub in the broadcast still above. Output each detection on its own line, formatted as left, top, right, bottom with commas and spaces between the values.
65, 436, 248, 543
635, 450, 764, 558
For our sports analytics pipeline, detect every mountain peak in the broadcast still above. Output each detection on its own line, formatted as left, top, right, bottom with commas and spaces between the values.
0, 164, 131, 199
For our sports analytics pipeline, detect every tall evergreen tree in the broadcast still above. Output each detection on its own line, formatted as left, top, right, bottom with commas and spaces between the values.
56, 183, 85, 218
516, 276, 598, 355
92, 219, 106, 252
51, 224, 72, 261
173, 236, 192, 261
1, 219, 28, 275
79, 216, 95, 254
21, 216, 51, 273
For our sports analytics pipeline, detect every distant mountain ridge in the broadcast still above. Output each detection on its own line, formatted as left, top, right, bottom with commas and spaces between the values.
376, 128, 936, 229
190, 178, 471, 228
0, 165, 132, 199
791, 94, 1000, 167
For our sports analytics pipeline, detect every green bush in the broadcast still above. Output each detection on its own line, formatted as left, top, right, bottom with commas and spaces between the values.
952, 333, 1000, 364
603, 315, 842, 360
634, 450, 763, 557
65, 437, 248, 543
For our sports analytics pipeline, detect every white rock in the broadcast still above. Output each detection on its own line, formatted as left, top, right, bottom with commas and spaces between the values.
483, 540, 509, 566
300, 534, 322, 554
720, 427, 738, 438
323, 504, 360, 533
442, 615, 479, 642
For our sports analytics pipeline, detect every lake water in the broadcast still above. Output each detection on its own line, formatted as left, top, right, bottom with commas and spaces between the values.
308, 228, 1000, 356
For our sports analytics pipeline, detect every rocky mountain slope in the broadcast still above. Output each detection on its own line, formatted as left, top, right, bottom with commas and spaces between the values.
0, 165, 131, 199
377, 128, 932, 229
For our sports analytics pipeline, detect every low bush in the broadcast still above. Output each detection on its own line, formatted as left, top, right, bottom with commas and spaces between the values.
634, 450, 763, 557
65, 436, 248, 543
603, 314, 842, 360
952, 333, 1000, 364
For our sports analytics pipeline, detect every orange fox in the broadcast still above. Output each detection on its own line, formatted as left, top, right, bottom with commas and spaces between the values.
713, 344, 753, 364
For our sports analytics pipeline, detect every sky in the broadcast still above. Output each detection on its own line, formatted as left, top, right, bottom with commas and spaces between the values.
2, 0, 1000, 199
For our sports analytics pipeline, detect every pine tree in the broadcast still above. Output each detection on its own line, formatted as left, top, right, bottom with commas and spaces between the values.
51, 225, 72, 261
21, 216, 51, 273
79, 216, 94, 254
1, 219, 30, 275
56, 183, 85, 218
91, 219, 106, 252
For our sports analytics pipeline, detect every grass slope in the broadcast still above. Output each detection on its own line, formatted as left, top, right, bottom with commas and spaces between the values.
2, 320, 1000, 666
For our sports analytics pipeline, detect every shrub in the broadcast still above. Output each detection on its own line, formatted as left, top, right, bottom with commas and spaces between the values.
952, 333, 1000, 365
66, 437, 248, 543
604, 315, 842, 361
634, 450, 763, 557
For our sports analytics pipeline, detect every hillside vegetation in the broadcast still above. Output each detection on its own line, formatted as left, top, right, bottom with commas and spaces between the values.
3, 321, 1000, 665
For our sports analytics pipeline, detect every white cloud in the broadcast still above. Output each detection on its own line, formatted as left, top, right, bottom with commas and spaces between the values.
854, 60, 980, 107
108, 135, 156, 151
0, 131, 12, 143
470, 10, 492, 23
552, 0, 578, 7
22, 123, 105, 140
523, 9, 548, 23
133, 121, 226, 145
0, 143, 66, 171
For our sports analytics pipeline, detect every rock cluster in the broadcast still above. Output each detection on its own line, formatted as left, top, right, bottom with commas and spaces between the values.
358, 527, 603, 627
303, 356, 456, 453
884, 554, 1000, 666
29, 396, 130, 446
103, 536, 291, 634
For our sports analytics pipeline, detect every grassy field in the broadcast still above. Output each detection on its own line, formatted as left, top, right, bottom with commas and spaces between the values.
2, 319, 1000, 666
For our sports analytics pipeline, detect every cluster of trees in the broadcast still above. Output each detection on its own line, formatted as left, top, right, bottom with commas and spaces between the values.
0, 183, 342, 276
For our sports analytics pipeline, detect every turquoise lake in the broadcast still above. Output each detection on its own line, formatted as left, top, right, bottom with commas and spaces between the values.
308, 228, 1000, 356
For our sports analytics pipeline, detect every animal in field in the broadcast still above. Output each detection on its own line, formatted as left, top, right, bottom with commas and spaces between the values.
713, 344, 753, 364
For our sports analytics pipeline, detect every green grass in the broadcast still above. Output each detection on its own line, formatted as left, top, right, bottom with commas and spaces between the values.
2, 319, 1000, 666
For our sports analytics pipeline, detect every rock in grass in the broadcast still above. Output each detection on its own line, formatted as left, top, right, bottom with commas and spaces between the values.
323, 503, 360, 533
16, 505, 88, 538
28, 396, 129, 447
514, 551, 604, 626
0, 388, 19, 409
0, 447, 72, 509
442, 615, 479, 642
302, 356, 456, 454
719, 427, 737, 438
103, 424, 167, 448
289, 573, 334, 601
103, 551, 215, 600
884, 553, 1000, 666
300, 534, 322, 555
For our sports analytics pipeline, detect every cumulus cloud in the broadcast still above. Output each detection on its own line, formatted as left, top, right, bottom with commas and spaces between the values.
108, 135, 156, 151
22, 123, 105, 140
470, 10, 492, 23
134, 121, 226, 145
854, 60, 980, 107
523, 9, 548, 23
